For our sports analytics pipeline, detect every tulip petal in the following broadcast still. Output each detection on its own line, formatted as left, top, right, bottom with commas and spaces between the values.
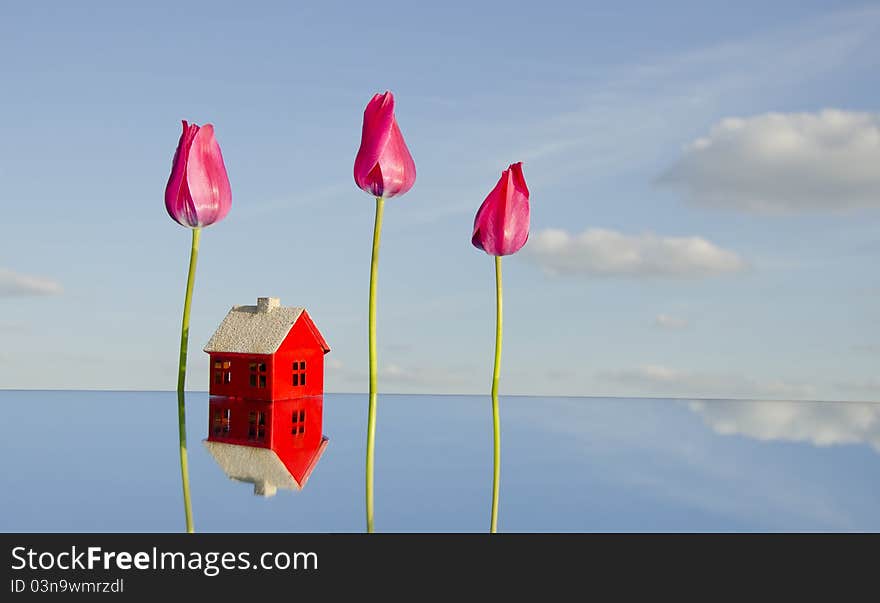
376, 118, 417, 198
472, 176, 507, 253
508, 162, 529, 201
472, 162, 530, 256
164, 121, 200, 227
185, 124, 232, 227
354, 92, 396, 195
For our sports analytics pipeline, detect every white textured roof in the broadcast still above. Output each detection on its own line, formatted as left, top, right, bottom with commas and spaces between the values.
203, 441, 301, 497
204, 300, 305, 355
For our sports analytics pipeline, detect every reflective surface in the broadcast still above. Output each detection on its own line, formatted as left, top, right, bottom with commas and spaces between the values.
1, 391, 879, 532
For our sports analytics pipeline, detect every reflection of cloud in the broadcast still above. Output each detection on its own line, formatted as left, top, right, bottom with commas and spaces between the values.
526, 228, 746, 278
600, 364, 816, 399
655, 314, 688, 329
0, 268, 62, 297
689, 399, 880, 452
521, 396, 864, 529
659, 110, 880, 213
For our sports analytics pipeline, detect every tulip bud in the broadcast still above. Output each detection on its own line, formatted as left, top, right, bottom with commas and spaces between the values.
472, 162, 530, 256
353, 91, 416, 199
165, 120, 232, 228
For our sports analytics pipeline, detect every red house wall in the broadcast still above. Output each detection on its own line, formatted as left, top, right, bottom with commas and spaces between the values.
270, 311, 326, 399
208, 352, 275, 401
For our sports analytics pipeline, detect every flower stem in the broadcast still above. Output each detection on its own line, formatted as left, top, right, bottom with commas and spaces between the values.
491, 255, 502, 533
176, 226, 200, 534
366, 196, 384, 533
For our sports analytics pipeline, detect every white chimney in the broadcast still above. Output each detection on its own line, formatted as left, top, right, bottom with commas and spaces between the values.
256, 297, 280, 313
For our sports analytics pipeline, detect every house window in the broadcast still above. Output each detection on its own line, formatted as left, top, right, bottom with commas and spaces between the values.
292, 360, 307, 387
213, 408, 231, 436
249, 362, 267, 388
291, 408, 306, 437
248, 410, 266, 441
213, 359, 232, 385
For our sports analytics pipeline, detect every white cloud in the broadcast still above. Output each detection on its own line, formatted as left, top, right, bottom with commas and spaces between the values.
600, 364, 816, 400
327, 359, 470, 391
380, 363, 469, 388
326, 357, 345, 371
851, 344, 880, 355
525, 228, 746, 278
494, 7, 880, 189
835, 378, 880, 396
659, 110, 880, 213
655, 314, 688, 329
241, 183, 351, 217
689, 399, 880, 452
0, 268, 62, 297
0, 321, 28, 333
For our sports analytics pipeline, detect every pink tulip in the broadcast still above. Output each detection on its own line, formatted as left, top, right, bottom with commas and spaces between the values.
354, 91, 417, 532
165, 118, 233, 533
353, 91, 416, 199
165, 120, 232, 228
471, 162, 530, 256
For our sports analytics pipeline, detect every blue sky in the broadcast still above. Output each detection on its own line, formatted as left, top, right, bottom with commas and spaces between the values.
0, 0, 879, 399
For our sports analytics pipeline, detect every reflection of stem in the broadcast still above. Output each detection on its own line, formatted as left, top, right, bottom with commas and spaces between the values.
366, 197, 384, 534
490, 255, 502, 533
176, 389, 194, 533
176, 227, 200, 534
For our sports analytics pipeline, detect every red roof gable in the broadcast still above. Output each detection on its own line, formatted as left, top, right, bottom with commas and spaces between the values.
297, 309, 330, 354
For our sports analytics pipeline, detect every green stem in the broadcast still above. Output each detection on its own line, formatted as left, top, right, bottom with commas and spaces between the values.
490, 255, 502, 533
366, 196, 384, 534
176, 226, 200, 534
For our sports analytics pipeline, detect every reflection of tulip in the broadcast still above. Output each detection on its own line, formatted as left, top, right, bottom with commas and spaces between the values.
472, 162, 530, 534
353, 91, 416, 199
164, 120, 232, 534
472, 162, 530, 256
165, 121, 232, 228
354, 91, 416, 534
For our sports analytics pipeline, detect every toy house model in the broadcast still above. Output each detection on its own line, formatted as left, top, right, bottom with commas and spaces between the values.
204, 297, 330, 401
204, 396, 329, 496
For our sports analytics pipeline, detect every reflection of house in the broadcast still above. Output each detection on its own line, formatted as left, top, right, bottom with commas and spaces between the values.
204, 297, 330, 401
204, 396, 328, 496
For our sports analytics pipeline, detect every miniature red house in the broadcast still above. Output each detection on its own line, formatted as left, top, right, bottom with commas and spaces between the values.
204, 297, 330, 401
204, 396, 329, 496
